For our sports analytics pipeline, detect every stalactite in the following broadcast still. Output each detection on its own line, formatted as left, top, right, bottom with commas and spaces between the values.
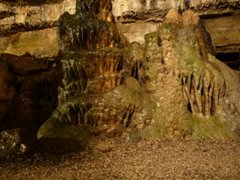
87, 51, 124, 94
59, 0, 121, 51
59, 60, 88, 101
53, 99, 89, 126
122, 105, 135, 128
180, 63, 225, 116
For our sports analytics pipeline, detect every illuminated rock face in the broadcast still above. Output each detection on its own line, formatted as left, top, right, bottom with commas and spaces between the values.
38, 1, 240, 142
112, 0, 240, 53
0, 0, 239, 151
0, 0, 76, 57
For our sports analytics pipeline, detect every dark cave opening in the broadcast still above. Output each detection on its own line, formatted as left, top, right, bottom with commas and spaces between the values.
216, 52, 240, 71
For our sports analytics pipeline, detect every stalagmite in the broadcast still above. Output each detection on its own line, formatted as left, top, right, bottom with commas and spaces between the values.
1, 0, 240, 153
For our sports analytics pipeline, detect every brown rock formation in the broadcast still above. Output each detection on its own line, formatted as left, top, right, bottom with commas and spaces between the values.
0, 0, 239, 153
112, 0, 240, 54
0, 54, 59, 147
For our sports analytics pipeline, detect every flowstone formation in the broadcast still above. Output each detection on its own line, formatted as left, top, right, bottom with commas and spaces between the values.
0, 0, 240, 153
37, 0, 240, 147
156, 10, 240, 139
37, 0, 148, 144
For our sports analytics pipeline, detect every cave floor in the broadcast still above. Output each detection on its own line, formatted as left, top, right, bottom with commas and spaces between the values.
0, 138, 239, 179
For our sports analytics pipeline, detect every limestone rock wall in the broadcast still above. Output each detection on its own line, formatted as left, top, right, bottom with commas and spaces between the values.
0, 0, 239, 152
1, 0, 239, 55
0, 0, 76, 57
112, 0, 240, 53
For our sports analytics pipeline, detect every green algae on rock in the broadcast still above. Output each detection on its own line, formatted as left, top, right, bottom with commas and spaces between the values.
37, 3, 240, 144
1, 0, 239, 153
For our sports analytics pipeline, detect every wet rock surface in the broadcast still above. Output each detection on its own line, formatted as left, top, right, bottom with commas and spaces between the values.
0, 0, 239, 161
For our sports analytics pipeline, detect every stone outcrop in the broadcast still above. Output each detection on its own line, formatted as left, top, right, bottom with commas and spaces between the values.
38, 1, 240, 142
0, 0, 239, 153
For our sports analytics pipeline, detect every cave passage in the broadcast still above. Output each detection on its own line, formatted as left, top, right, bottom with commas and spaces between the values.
216, 52, 240, 71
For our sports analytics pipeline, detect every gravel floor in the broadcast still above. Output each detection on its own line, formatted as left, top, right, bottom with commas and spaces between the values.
0, 138, 240, 179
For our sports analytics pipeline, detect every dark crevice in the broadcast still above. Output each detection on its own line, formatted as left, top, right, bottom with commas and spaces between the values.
216, 52, 240, 71
0, 11, 15, 20
187, 103, 192, 113
0, 22, 58, 37
121, 10, 168, 23
0, 0, 64, 6
200, 12, 234, 19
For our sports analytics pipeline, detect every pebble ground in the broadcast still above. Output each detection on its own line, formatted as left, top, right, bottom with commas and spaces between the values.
0, 138, 239, 179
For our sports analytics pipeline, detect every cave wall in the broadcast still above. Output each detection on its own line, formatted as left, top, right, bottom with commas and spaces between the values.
0, 0, 240, 56
0, 0, 240, 151
0, 0, 76, 57
112, 0, 240, 53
